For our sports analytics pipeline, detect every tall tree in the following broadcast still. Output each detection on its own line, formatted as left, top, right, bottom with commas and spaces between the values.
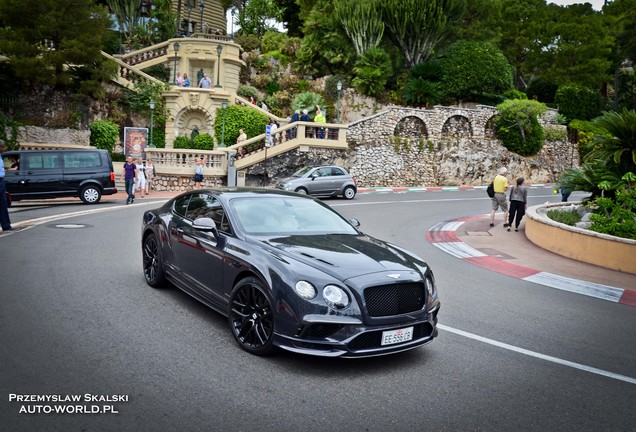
378, 0, 466, 67
333, 0, 384, 56
273, 0, 304, 37
533, 3, 613, 90
0, 0, 114, 94
495, 0, 546, 89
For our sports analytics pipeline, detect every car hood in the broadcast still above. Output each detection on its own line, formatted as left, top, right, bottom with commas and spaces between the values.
261, 234, 423, 280
277, 176, 300, 185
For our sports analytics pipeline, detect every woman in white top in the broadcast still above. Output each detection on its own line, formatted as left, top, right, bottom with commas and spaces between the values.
135, 157, 146, 198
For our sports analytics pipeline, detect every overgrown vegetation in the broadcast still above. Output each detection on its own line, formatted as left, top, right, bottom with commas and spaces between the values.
546, 209, 582, 226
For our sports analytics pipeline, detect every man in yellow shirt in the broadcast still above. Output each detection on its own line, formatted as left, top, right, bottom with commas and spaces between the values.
490, 167, 509, 227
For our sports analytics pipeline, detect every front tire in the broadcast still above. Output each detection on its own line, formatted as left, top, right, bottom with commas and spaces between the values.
295, 187, 308, 195
80, 185, 101, 204
143, 233, 166, 288
228, 277, 276, 356
342, 186, 356, 200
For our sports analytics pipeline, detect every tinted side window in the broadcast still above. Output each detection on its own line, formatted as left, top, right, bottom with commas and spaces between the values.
64, 152, 101, 169
186, 193, 230, 233
316, 168, 331, 177
173, 195, 191, 217
331, 167, 345, 176
24, 153, 62, 170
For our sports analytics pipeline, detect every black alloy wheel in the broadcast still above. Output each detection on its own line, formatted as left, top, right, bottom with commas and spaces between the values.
143, 233, 166, 288
229, 277, 275, 355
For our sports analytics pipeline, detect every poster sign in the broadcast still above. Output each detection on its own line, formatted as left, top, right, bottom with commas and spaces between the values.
124, 127, 148, 159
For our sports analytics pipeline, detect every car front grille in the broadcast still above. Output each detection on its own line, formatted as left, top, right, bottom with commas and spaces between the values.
363, 282, 426, 317
347, 322, 434, 351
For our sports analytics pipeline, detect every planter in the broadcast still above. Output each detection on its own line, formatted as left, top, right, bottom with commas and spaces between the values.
525, 202, 636, 275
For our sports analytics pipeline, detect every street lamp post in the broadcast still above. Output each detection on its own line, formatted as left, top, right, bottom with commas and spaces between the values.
199, 0, 204, 33
186, 0, 193, 36
172, 41, 180, 85
220, 100, 228, 147
215, 44, 223, 88
149, 99, 155, 148
336, 80, 342, 124
230, 8, 236, 39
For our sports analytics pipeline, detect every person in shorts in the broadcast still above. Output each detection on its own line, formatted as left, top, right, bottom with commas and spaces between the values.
490, 167, 509, 227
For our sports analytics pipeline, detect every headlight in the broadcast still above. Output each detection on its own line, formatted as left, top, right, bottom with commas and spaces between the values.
425, 276, 435, 297
322, 285, 350, 309
294, 280, 317, 299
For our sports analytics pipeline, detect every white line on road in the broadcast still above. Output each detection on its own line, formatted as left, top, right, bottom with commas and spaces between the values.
438, 324, 636, 385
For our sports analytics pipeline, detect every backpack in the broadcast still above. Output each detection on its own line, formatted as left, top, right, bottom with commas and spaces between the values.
486, 182, 495, 198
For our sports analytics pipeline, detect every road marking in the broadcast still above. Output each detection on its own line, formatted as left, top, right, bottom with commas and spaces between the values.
438, 324, 636, 385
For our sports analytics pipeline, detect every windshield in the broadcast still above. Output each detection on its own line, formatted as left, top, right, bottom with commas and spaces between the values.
229, 196, 358, 236
292, 166, 314, 177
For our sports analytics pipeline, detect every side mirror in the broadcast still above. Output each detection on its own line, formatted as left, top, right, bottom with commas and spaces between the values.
348, 218, 360, 228
193, 217, 219, 237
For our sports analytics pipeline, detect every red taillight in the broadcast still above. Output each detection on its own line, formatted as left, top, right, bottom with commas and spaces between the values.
110, 172, 115, 181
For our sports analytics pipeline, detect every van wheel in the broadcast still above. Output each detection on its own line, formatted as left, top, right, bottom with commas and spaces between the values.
80, 185, 101, 204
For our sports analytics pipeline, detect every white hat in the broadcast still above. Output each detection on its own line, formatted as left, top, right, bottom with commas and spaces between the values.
499, 167, 508, 175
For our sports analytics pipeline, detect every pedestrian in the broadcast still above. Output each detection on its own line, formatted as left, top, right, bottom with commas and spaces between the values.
271, 121, 279, 144
122, 155, 138, 204
183, 73, 191, 87
289, 109, 300, 139
198, 72, 211, 88
260, 101, 269, 112
300, 109, 310, 138
507, 177, 528, 232
145, 158, 154, 195
176, 72, 184, 87
314, 108, 326, 138
236, 129, 247, 145
489, 167, 509, 227
0, 139, 15, 232
193, 156, 206, 188
250, 96, 256, 105
560, 187, 572, 202
135, 157, 146, 198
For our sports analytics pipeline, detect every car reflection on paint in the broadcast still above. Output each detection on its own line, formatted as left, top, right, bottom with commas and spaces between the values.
141, 187, 440, 357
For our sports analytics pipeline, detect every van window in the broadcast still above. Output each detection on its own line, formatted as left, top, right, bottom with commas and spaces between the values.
64, 151, 101, 169
24, 153, 62, 170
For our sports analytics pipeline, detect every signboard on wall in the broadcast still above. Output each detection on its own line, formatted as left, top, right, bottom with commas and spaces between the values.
124, 127, 148, 159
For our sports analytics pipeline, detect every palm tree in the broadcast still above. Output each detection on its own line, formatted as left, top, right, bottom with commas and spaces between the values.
586, 109, 636, 176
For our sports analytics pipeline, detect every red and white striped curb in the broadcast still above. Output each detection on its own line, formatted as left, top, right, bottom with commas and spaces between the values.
427, 217, 636, 308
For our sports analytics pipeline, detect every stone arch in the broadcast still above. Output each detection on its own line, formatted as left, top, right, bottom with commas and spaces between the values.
484, 115, 498, 139
175, 107, 215, 140
441, 115, 473, 138
393, 115, 429, 138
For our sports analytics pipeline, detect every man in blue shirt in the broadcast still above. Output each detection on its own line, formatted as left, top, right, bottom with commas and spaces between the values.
0, 139, 15, 231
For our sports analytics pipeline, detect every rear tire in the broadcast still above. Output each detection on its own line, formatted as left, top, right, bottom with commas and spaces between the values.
343, 186, 356, 200
80, 185, 101, 204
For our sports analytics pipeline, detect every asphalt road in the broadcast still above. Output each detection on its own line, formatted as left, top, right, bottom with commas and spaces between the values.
1, 189, 634, 432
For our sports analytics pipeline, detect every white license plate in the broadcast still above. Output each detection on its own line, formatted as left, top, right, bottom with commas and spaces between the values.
381, 326, 414, 346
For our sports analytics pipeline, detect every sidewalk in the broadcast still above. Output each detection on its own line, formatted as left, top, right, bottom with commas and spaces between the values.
428, 214, 636, 306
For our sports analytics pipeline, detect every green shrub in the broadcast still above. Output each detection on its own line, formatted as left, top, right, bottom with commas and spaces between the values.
234, 34, 261, 52
589, 184, 636, 240
525, 78, 558, 103
543, 125, 567, 142
495, 99, 547, 156
554, 84, 603, 122
261, 31, 288, 54
352, 47, 391, 97
213, 104, 269, 147
173, 135, 192, 149
504, 90, 527, 100
193, 133, 214, 150
438, 41, 513, 103
403, 79, 442, 107
546, 209, 582, 226
237, 85, 258, 100
89, 121, 119, 153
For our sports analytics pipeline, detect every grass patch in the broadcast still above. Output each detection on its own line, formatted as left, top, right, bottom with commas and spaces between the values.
547, 209, 582, 226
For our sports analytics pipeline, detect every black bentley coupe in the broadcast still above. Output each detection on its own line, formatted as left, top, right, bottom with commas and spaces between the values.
141, 188, 440, 357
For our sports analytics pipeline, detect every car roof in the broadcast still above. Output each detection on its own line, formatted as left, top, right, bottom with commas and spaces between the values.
177, 187, 315, 200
